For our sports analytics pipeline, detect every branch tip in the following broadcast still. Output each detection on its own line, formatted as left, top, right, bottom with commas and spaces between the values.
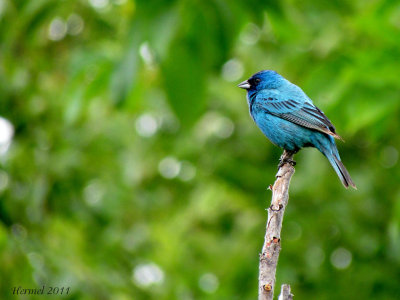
279, 284, 294, 300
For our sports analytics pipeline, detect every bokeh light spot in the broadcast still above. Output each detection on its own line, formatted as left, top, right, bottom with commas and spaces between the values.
83, 180, 104, 206
178, 161, 196, 182
0, 170, 9, 192
0, 0, 5, 17
28, 252, 45, 270
306, 246, 325, 268
67, 14, 84, 36
113, 0, 127, 5
48, 17, 67, 41
89, 0, 109, 9
196, 112, 234, 140
133, 263, 164, 288
135, 114, 158, 137
222, 59, 244, 82
240, 23, 261, 45
330, 247, 352, 270
198, 273, 219, 293
0, 117, 14, 156
158, 157, 181, 179
139, 42, 154, 66
380, 146, 398, 168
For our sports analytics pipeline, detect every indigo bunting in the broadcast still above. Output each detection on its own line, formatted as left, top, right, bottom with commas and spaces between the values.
238, 70, 356, 189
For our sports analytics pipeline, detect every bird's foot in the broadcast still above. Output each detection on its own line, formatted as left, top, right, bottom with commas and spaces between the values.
278, 150, 297, 169
278, 158, 296, 169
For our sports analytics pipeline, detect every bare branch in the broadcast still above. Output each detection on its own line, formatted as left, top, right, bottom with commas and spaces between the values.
279, 284, 294, 300
258, 150, 295, 300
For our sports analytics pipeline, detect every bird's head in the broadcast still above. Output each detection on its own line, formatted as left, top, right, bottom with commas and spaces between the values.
238, 70, 285, 92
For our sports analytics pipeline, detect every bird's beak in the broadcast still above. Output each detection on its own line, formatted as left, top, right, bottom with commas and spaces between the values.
237, 80, 250, 89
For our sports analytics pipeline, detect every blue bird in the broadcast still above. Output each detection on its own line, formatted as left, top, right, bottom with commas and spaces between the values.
238, 70, 356, 189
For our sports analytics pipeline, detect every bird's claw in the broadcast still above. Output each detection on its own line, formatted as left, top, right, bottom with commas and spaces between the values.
278, 158, 296, 169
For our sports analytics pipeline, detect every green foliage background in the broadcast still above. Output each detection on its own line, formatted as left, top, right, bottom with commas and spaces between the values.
1, 0, 400, 299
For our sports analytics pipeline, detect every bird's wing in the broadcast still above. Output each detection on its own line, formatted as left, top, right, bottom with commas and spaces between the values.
255, 93, 342, 140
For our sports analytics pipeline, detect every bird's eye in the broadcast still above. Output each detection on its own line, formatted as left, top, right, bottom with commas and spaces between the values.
254, 78, 261, 84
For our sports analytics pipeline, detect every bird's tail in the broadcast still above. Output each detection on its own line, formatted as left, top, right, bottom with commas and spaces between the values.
318, 138, 356, 189
327, 154, 356, 189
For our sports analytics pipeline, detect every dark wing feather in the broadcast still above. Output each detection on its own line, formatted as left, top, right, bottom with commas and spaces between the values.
255, 94, 342, 140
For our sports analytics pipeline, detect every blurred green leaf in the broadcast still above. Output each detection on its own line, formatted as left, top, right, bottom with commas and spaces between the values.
1, 0, 400, 299
162, 40, 206, 126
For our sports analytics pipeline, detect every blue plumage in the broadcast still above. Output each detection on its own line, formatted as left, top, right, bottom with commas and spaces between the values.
238, 70, 356, 189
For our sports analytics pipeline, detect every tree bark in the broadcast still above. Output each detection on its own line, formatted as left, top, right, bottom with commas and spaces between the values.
279, 284, 294, 300
258, 150, 295, 300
